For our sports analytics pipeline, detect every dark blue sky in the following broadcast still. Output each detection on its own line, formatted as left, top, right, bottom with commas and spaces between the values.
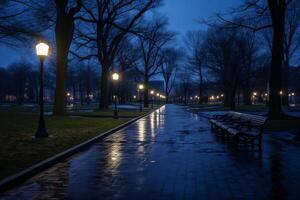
0, 0, 241, 67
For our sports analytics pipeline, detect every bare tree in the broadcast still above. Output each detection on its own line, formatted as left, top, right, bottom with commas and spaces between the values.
214, 0, 294, 118
135, 18, 173, 107
73, 0, 161, 110
53, 0, 82, 115
206, 28, 243, 110
281, 0, 300, 105
178, 68, 192, 105
185, 30, 207, 104
159, 48, 180, 103
0, 0, 50, 46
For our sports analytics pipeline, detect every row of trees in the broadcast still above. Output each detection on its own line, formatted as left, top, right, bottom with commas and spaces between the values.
1, 0, 300, 119
173, 0, 300, 119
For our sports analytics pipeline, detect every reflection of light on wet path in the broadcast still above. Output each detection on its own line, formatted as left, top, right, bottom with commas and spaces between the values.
150, 112, 155, 137
107, 133, 124, 169
138, 119, 146, 142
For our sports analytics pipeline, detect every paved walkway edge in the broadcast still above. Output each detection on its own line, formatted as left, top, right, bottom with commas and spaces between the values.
0, 106, 163, 193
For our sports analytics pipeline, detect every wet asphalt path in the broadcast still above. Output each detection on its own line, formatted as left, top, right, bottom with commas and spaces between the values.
2, 105, 300, 200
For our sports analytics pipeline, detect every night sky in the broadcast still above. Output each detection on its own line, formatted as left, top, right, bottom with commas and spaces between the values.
0, 0, 241, 67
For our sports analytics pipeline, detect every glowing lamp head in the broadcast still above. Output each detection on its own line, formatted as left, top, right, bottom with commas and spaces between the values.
150, 90, 154, 95
112, 73, 119, 81
138, 84, 144, 90
36, 42, 49, 57
253, 92, 257, 96
280, 91, 283, 95
156, 93, 160, 97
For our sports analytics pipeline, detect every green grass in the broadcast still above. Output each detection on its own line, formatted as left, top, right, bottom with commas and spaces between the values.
73, 109, 151, 118
188, 103, 268, 112
0, 107, 151, 180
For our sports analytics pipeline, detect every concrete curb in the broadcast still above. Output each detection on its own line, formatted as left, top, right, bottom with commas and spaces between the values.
0, 106, 163, 193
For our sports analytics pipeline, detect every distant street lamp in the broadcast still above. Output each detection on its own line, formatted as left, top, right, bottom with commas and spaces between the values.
280, 90, 283, 104
35, 42, 49, 138
150, 90, 154, 109
112, 73, 119, 119
138, 84, 144, 112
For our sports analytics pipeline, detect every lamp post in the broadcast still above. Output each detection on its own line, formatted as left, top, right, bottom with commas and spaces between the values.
150, 90, 154, 109
138, 84, 144, 112
112, 73, 119, 119
291, 92, 296, 105
280, 90, 283, 105
35, 42, 49, 138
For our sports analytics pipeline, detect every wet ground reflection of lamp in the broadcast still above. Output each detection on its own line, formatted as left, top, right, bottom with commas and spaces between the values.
35, 42, 49, 138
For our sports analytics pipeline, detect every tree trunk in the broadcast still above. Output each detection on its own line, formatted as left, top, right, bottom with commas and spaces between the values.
99, 67, 110, 110
281, 59, 289, 106
198, 69, 203, 104
144, 77, 149, 108
268, 1, 285, 119
53, 4, 75, 115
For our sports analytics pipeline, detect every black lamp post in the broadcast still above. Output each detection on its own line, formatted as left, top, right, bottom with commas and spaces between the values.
156, 93, 160, 106
150, 90, 154, 109
138, 84, 144, 112
112, 73, 119, 119
35, 42, 49, 138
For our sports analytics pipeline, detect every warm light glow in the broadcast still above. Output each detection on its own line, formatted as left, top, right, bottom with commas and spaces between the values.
66, 92, 71, 96
133, 95, 137, 99
36, 42, 49, 57
216, 96, 220, 99
265, 93, 268, 97
138, 84, 144, 90
211, 96, 215, 100
150, 90, 154, 95
112, 73, 119, 81
292, 93, 295, 96
253, 92, 257, 96
156, 93, 160, 97
280, 91, 283, 95
220, 94, 224, 97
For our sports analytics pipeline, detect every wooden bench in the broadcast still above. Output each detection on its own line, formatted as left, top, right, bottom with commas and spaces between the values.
209, 111, 268, 151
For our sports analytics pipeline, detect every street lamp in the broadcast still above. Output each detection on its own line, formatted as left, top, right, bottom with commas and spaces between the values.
156, 93, 160, 106
35, 42, 49, 138
280, 90, 283, 104
112, 73, 119, 119
138, 84, 144, 112
150, 90, 154, 109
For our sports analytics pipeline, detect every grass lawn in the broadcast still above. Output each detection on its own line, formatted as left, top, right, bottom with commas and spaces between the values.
188, 103, 268, 112
0, 107, 152, 180
73, 109, 152, 118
